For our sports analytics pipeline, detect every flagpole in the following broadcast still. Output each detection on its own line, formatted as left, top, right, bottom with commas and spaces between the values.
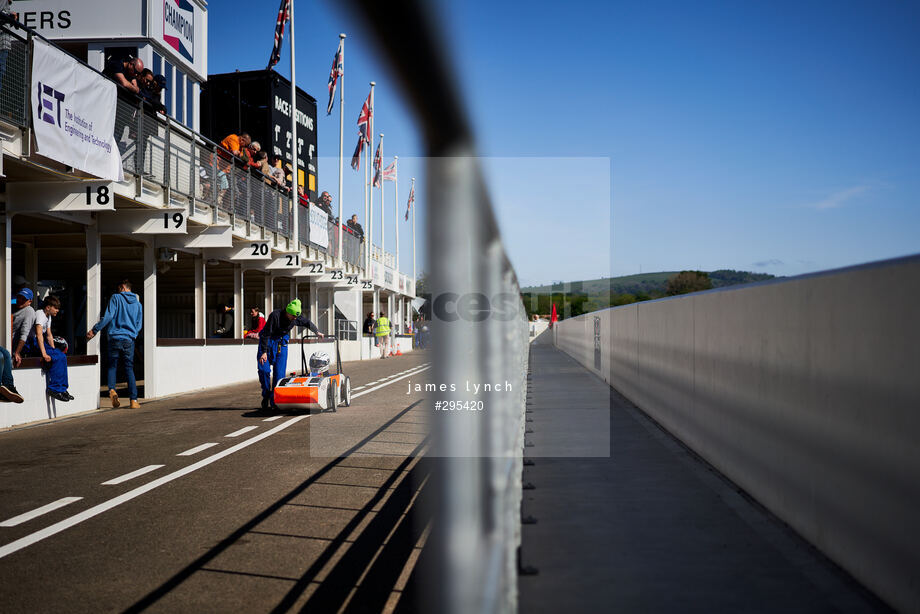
337, 33, 345, 266
411, 177, 416, 286
379, 133, 385, 261
364, 134, 369, 274
368, 81, 375, 276
289, 0, 299, 253
394, 156, 399, 275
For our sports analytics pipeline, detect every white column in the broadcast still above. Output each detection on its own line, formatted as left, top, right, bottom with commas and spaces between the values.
264, 274, 272, 317
327, 288, 335, 336
85, 225, 102, 360
194, 256, 206, 338
143, 244, 158, 398
1, 214, 11, 348
233, 263, 243, 338
310, 281, 319, 325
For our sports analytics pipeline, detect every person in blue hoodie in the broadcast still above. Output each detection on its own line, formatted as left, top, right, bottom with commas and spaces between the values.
87, 279, 143, 409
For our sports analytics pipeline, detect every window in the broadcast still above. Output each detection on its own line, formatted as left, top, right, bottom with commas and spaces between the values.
164, 60, 173, 115
152, 52, 161, 77
186, 80, 195, 129
175, 71, 184, 124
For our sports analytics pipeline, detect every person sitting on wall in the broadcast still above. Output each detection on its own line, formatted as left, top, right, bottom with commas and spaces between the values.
104, 54, 143, 94
212, 304, 235, 338
29, 295, 73, 402
257, 299, 323, 412
347, 214, 365, 241
11, 287, 35, 368
0, 345, 24, 403
244, 307, 267, 339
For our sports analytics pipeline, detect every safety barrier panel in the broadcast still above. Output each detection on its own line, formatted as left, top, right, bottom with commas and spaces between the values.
552, 254, 920, 613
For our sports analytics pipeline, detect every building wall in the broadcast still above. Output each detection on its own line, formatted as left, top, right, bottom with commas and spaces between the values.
552, 255, 920, 613
1, 364, 100, 427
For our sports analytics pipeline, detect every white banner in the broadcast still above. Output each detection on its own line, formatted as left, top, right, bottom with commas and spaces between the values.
31, 38, 124, 182
309, 206, 329, 249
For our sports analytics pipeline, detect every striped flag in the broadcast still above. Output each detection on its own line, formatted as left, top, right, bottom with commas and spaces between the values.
372, 142, 382, 187
350, 134, 365, 170
382, 160, 397, 182
326, 38, 344, 115
267, 0, 291, 69
405, 182, 414, 220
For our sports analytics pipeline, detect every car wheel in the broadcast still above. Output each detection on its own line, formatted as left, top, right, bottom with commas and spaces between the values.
343, 376, 351, 407
328, 380, 338, 412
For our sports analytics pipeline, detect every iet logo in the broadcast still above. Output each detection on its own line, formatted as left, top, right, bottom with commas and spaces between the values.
37, 82, 65, 127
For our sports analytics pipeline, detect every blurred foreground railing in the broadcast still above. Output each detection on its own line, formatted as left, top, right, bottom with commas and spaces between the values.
346, 1, 530, 612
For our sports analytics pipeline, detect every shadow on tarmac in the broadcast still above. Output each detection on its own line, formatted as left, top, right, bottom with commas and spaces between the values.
124, 400, 431, 614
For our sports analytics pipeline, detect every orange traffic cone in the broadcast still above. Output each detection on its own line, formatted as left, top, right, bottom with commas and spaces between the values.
396, 342, 402, 356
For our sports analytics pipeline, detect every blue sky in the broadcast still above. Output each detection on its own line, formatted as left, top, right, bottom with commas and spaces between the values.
211, 1, 920, 286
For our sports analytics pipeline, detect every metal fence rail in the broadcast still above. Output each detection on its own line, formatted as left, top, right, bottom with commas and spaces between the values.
0, 20, 29, 127
345, 1, 530, 612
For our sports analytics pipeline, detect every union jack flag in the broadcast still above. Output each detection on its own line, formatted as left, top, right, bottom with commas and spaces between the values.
350, 133, 365, 170
382, 160, 397, 182
372, 142, 382, 187
356, 89, 373, 144
326, 38, 344, 115
267, 0, 290, 69
405, 183, 414, 221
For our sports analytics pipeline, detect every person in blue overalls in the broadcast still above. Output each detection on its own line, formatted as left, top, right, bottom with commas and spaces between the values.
258, 299, 323, 411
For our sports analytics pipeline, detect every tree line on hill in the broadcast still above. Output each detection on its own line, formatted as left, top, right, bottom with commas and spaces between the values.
520, 269, 776, 319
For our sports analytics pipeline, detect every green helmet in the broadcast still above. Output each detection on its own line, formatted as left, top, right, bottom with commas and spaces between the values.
286, 299, 302, 317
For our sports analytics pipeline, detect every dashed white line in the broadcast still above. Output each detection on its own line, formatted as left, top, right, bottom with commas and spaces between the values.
177, 443, 219, 457
0, 416, 308, 561
101, 465, 164, 486
0, 497, 83, 528
225, 426, 259, 438
262, 416, 284, 422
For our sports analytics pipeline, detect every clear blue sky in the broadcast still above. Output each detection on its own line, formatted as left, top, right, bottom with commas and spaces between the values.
210, 1, 920, 286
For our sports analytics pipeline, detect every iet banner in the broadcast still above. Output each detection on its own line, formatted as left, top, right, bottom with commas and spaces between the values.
31, 38, 124, 182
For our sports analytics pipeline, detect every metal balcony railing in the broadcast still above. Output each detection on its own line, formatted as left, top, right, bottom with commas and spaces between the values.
1, 18, 306, 247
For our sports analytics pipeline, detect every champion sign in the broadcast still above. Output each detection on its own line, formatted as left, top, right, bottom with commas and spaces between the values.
163, 0, 194, 63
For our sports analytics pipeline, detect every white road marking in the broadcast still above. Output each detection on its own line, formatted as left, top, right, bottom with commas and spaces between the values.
177, 443, 219, 457
225, 426, 259, 438
353, 365, 431, 399
0, 416, 308, 561
101, 465, 164, 486
0, 497, 83, 528
262, 416, 284, 422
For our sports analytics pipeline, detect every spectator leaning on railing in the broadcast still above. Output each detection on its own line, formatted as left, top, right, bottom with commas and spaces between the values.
347, 214, 364, 241
104, 54, 143, 94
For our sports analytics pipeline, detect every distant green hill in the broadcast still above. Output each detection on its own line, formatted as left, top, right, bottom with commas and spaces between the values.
522, 270, 776, 298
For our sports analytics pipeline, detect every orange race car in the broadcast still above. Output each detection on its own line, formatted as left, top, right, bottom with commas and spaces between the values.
273, 333, 352, 412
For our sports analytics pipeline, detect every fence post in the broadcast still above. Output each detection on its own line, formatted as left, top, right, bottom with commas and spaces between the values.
135, 99, 144, 197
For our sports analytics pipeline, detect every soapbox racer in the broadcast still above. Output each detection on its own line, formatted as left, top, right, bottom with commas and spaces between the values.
273, 332, 351, 412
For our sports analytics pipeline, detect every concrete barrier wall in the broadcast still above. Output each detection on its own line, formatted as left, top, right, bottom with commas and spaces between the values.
1, 364, 100, 428
553, 255, 920, 613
